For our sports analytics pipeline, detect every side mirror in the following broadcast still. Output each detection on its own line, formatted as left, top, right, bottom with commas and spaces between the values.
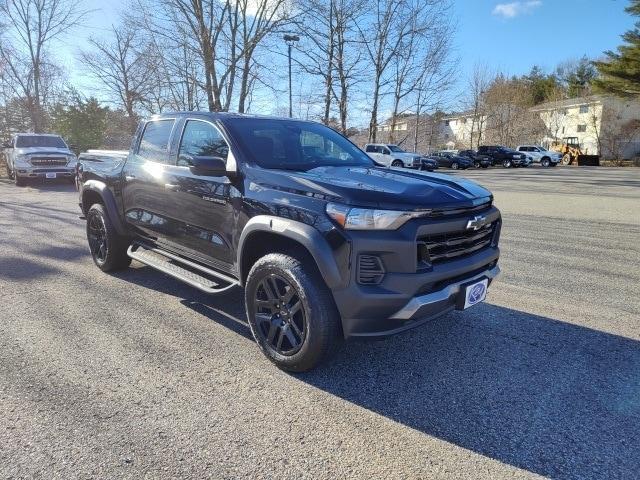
383, 150, 390, 155
181, 154, 229, 176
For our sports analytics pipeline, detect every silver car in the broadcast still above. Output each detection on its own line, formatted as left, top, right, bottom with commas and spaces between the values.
3, 133, 77, 186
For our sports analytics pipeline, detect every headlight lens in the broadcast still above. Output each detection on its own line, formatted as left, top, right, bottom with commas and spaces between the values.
14, 154, 30, 165
326, 203, 430, 230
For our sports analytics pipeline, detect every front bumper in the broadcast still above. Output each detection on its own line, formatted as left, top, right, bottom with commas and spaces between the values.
15, 166, 75, 179
331, 206, 501, 338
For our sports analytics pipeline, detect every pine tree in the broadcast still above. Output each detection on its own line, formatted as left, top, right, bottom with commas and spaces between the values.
593, 0, 640, 96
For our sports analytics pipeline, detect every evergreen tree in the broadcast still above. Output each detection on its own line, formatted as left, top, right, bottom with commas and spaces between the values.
593, 0, 640, 96
50, 91, 108, 153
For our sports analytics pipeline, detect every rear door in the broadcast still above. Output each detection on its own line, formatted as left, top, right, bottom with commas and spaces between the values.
121, 118, 179, 243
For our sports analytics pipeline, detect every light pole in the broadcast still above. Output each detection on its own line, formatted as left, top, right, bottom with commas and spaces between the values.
283, 34, 299, 118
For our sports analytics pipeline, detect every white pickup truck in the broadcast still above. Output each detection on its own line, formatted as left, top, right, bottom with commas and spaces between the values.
3, 133, 76, 186
363, 143, 435, 170
516, 145, 561, 167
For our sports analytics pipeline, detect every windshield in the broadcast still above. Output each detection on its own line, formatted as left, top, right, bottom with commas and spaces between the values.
223, 118, 374, 170
15, 135, 67, 148
388, 145, 404, 153
538, 146, 548, 151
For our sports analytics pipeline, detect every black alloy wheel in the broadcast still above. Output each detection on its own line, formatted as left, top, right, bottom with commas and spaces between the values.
254, 274, 307, 356
391, 160, 403, 168
87, 211, 109, 265
474, 161, 481, 168
451, 162, 459, 169
503, 159, 513, 168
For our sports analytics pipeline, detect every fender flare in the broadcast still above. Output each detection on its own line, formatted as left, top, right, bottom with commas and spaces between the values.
81, 180, 127, 236
237, 215, 343, 289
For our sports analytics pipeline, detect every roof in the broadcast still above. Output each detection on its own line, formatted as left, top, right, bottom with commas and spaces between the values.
148, 111, 319, 123
530, 95, 606, 112
13, 132, 63, 137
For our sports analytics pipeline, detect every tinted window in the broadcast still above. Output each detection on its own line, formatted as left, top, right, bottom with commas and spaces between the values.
15, 135, 67, 148
138, 120, 175, 162
224, 118, 373, 171
388, 145, 404, 153
365, 145, 376, 153
178, 120, 229, 166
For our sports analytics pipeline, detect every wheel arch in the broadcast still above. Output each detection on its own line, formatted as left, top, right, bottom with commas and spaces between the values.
237, 216, 343, 289
81, 180, 127, 235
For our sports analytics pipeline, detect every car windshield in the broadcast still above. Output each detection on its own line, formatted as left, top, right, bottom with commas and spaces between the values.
15, 135, 67, 148
223, 118, 374, 170
388, 145, 405, 153
538, 146, 548, 151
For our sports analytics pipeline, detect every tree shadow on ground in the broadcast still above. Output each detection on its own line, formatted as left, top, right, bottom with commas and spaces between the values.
109, 264, 640, 479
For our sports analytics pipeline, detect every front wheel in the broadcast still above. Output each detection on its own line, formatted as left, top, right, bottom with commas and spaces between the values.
503, 159, 512, 168
86, 203, 131, 272
473, 161, 481, 168
14, 174, 25, 186
541, 157, 551, 167
391, 159, 403, 168
562, 154, 572, 165
451, 162, 459, 170
245, 253, 340, 372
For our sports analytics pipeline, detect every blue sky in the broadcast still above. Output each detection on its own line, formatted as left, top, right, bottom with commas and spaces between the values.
57, 0, 636, 118
451, 0, 634, 77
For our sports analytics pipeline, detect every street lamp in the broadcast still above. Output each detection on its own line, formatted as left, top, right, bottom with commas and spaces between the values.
283, 34, 300, 118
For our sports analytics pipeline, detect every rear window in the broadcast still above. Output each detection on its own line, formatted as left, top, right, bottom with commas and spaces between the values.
138, 119, 175, 163
15, 135, 67, 148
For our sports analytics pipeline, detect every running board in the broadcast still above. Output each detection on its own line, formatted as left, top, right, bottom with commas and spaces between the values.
127, 244, 239, 294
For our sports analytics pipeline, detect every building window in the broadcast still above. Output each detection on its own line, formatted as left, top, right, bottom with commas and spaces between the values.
444, 120, 450, 126
562, 127, 565, 134
577, 124, 587, 133
579, 105, 589, 114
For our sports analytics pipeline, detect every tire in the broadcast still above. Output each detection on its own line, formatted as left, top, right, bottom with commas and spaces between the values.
391, 159, 403, 168
86, 203, 131, 272
481, 165, 489, 169
14, 175, 25, 187
473, 161, 481, 168
562, 154, 571, 165
503, 159, 512, 168
6, 164, 14, 180
541, 157, 551, 167
451, 162, 459, 170
245, 252, 340, 372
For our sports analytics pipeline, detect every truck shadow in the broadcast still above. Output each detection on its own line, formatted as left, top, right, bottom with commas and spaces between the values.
111, 265, 640, 478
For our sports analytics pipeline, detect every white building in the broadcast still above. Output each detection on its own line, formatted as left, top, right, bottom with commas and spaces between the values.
531, 95, 640, 158
441, 112, 487, 149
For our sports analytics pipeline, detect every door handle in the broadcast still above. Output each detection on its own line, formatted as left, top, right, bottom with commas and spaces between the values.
125, 175, 136, 182
164, 183, 179, 191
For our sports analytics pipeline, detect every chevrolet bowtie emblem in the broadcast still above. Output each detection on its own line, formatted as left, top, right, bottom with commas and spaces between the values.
466, 215, 488, 231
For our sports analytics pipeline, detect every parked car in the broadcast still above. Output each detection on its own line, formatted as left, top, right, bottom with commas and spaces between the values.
458, 150, 492, 168
516, 145, 561, 167
2, 133, 76, 186
477, 145, 531, 168
78, 112, 502, 371
364, 143, 433, 169
431, 151, 473, 169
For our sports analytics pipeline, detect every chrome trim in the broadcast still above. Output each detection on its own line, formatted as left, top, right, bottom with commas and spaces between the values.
389, 265, 501, 320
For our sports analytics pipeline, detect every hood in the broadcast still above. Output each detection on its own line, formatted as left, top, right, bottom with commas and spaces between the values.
249, 165, 492, 210
16, 147, 73, 156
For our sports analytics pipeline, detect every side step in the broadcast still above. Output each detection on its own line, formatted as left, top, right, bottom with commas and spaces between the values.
127, 244, 239, 294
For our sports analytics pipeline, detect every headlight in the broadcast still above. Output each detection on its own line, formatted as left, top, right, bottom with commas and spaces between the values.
14, 154, 30, 165
326, 203, 430, 230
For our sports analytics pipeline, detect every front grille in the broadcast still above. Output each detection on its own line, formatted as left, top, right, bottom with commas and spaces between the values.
357, 254, 385, 285
30, 157, 68, 166
417, 221, 496, 265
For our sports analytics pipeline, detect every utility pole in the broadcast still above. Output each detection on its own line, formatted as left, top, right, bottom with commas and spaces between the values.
283, 34, 300, 118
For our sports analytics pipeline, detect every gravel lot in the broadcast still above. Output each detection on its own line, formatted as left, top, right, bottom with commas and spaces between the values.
1, 166, 639, 479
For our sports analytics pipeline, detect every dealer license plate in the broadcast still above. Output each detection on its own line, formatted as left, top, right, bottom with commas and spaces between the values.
45, 172, 57, 179
462, 278, 488, 309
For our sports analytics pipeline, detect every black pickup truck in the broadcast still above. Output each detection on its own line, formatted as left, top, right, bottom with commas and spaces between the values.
78, 112, 501, 371
477, 145, 531, 168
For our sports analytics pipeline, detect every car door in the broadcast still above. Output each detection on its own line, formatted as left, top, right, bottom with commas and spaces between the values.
165, 118, 238, 269
121, 118, 179, 243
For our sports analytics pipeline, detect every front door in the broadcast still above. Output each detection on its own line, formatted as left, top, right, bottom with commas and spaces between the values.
165, 118, 238, 269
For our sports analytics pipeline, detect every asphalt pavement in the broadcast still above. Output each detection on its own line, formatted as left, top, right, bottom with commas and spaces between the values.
1, 166, 639, 479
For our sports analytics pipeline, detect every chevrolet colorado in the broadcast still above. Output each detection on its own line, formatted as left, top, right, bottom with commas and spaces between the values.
77, 113, 501, 371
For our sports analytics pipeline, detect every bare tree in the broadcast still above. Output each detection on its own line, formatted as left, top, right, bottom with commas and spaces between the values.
0, 0, 87, 131
81, 24, 153, 132
465, 64, 493, 149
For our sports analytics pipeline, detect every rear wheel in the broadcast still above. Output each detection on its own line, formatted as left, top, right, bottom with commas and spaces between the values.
503, 159, 512, 168
562, 154, 572, 165
451, 162, 459, 170
86, 203, 131, 272
541, 157, 551, 167
246, 252, 340, 372
473, 161, 481, 168
391, 159, 403, 168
